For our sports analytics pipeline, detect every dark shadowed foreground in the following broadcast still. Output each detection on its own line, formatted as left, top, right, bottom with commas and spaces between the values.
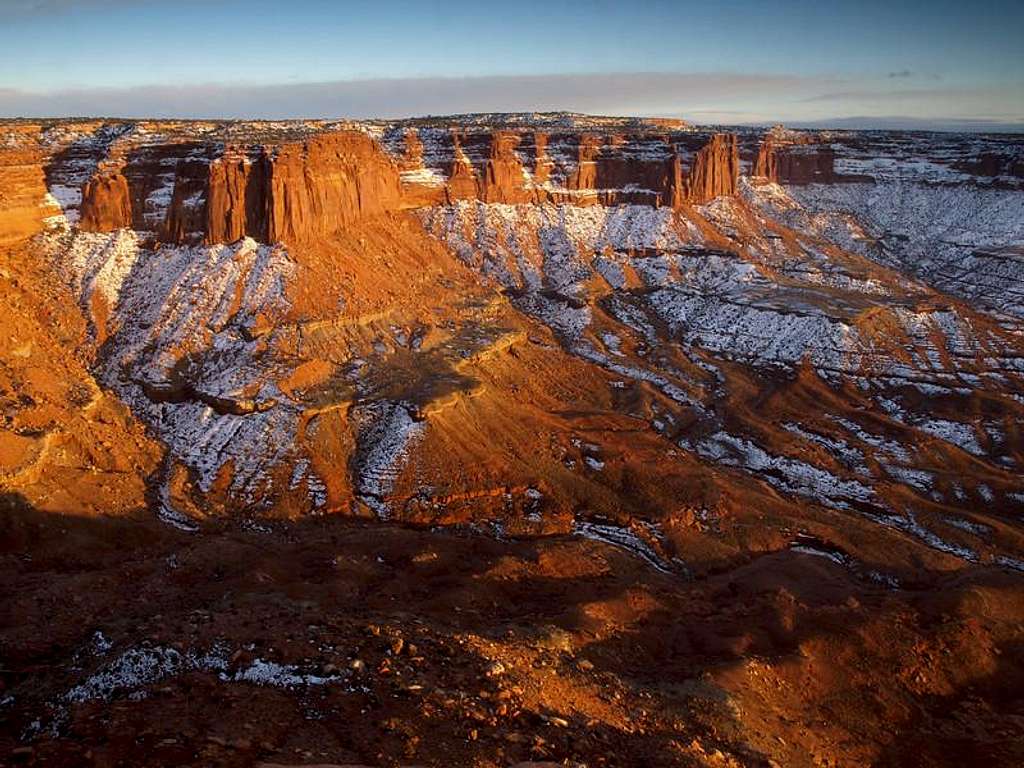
3, 493, 1023, 767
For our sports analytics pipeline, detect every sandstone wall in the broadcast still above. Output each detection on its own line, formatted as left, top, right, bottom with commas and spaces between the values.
74, 128, 743, 244
0, 141, 57, 245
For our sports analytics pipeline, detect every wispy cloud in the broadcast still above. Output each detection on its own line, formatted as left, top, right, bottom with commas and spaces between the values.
0, 72, 1020, 131
7, 0, 143, 15
0, 72, 815, 119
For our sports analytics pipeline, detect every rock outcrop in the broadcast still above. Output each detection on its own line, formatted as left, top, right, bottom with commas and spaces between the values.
205, 151, 268, 243
77, 131, 406, 245
753, 136, 778, 181
445, 134, 481, 202
79, 170, 133, 232
265, 132, 403, 242
775, 145, 840, 184
481, 131, 531, 204
68, 121, 752, 246
0, 138, 56, 245
681, 133, 739, 204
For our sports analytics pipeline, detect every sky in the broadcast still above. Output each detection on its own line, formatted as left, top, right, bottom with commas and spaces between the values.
1, 0, 1022, 129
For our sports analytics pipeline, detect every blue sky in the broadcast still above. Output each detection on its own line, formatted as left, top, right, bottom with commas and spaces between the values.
1, 0, 1022, 128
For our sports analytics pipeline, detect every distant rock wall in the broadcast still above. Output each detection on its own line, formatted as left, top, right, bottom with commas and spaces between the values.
74, 127, 744, 244
398, 129, 741, 208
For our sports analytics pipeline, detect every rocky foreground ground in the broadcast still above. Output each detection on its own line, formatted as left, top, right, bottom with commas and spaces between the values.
4, 494, 1023, 767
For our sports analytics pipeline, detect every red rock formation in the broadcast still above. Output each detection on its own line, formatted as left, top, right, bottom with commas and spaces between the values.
155, 131, 404, 245
401, 128, 424, 169
566, 134, 601, 194
682, 134, 739, 204
73, 126, 747, 244
482, 131, 531, 204
266, 131, 403, 243
206, 152, 268, 243
445, 133, 480, 202
774, 146, 838, 184
753, 136, 778, 181
0, 141, 56, 245
266, 131, 401, 241
161, 158, 209, 244
532, 132, 553, 187
79, 170, 132, 232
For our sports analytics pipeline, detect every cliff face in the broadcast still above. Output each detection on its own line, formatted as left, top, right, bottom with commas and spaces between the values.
266, 132, 403, 242
753, 136, 778, 181
0, 136, 57, 245
393, 128, 740, 209
776, 145, 841, 184
75, 131, 404, 245
682, 133, 739, 203
481, 131, 532, 204
205, 152, 268, 244
69, 125, 746, 244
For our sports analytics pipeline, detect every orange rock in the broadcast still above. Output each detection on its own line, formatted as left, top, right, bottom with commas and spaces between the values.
0, 140, 57, 244
80, 170, 132, 232
445, 132, 480, 202
267, 131, 403, 243
682, 133, 739, 204
753, 134, 778, 181
482, 131, 531, 204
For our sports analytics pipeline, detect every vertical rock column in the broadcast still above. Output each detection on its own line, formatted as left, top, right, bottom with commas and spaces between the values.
683, 134, 739, 204
79, 170, 133, 232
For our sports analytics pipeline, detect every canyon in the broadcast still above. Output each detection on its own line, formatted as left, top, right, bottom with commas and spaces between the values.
2, 113, 1024, 767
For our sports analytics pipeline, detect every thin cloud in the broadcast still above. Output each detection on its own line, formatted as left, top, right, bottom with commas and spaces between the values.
0, 72, 1019, 130
6, 0, 146, 15
0, 72, 817, 120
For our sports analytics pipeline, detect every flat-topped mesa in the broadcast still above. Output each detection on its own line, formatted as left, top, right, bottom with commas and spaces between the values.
266, 131, 403, 242
744, 129, 1024, 187
79, 130, 404, 245
743, 129, 856, 185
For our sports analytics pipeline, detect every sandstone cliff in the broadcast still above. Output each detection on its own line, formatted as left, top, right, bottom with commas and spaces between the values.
681, 133, 739, 204
205, 151, 268, 243
77, 131, 404, 245
71, 124, 750, 245
0, 135, 57, 245
266, 131, 403, 242
481, 131, 532, 204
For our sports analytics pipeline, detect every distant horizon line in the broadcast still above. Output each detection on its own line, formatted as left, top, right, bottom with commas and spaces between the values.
2, 111, 1023, 135
3, 71, 1021, 133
